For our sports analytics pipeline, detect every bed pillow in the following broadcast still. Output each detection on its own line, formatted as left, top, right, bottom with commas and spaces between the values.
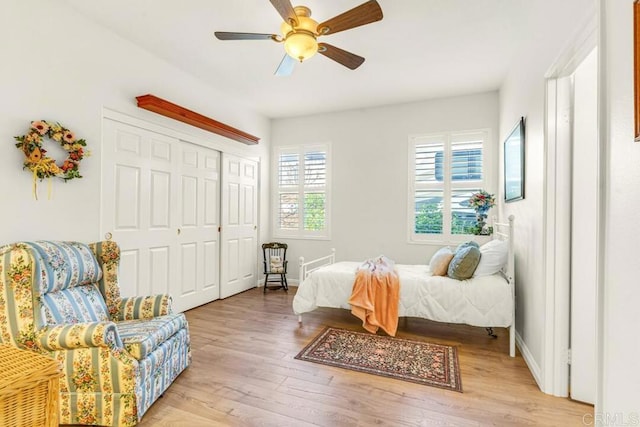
473, 239, 509, 277
429, 247, 455, 276
447, 246, 481, 280
455, 240, 480, 253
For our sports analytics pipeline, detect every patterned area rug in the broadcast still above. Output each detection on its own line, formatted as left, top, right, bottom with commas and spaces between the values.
295, 327, 462, 392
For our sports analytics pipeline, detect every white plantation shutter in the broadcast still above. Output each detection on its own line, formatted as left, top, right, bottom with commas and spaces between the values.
303, 151, 326, 231
415, 142, 443, 183
413, 140, 445, 235
451, 139, 483, 181
304, 151, 326, 186
304, 192, 325, 231
278, 153, 300, 230
409, 131, 489, 242
278, 193, 299, 230
274, 145, 330, 238
278, 153, 299, 186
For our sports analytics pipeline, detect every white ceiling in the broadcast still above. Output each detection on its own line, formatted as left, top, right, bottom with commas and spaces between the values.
63, 0, 535, 119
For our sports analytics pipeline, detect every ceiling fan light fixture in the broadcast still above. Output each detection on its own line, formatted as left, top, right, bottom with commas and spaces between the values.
283, 31, 318, 62
215, 0, 384, 73
281, 6, 318, 62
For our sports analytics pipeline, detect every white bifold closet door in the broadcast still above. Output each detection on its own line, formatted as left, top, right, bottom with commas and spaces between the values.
220, 153, 258, 298
102, 118, 222, 313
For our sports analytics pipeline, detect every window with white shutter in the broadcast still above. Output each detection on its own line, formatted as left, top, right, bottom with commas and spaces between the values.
274, 144, 330, 239
409, 130, 489, 242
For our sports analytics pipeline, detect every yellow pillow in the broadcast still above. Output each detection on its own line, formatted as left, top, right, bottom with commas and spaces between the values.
429, 247, 455, 276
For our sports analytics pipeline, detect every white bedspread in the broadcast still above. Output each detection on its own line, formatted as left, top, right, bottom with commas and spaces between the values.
292, 262, 513, 328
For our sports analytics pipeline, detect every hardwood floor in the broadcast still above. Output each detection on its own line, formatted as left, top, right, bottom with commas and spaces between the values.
138, 287, 592, 427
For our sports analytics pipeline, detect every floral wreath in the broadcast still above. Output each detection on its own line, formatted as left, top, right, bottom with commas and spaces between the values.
14, 120, 87, 182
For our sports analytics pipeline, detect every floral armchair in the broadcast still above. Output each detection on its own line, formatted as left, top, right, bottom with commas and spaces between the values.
0, 240, 191, 426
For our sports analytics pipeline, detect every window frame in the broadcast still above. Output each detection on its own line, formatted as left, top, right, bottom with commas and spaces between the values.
272, 143, 331, 240
408, 129, 493, 244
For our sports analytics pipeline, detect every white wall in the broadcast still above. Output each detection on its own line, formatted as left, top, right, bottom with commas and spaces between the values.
271, 92, 499, 280
599, 0, 640, 418
0, 1, 270, 251
498, 0, 595, 388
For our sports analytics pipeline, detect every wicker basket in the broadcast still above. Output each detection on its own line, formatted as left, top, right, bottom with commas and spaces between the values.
0, 344, 62, 427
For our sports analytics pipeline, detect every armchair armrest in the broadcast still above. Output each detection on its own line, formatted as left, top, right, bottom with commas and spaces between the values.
115, 294, 173, 321
38, 321, 123, 352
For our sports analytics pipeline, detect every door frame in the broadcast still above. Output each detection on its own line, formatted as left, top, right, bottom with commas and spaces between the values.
542, 11, 599, 397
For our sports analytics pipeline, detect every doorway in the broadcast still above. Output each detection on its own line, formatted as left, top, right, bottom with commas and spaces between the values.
543, 45, 598, 403
569, 47, 598, 404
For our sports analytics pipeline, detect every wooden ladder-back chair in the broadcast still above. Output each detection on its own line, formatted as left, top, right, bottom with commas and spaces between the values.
262, 242, 288, 292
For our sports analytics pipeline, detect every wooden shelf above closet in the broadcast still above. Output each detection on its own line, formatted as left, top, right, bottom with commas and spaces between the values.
135, 94, 260, 145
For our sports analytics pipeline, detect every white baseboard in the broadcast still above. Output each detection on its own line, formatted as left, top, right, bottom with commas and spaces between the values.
516, 330, 543, 391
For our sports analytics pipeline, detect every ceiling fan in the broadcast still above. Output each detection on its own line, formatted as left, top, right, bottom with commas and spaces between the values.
214, 0, 383, 76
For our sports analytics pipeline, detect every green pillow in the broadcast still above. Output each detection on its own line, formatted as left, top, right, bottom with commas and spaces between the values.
455, 240, 480, 253
448, 246, 481, 280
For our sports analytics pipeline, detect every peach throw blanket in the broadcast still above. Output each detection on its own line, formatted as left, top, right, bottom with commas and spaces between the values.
348, 256, 400, 336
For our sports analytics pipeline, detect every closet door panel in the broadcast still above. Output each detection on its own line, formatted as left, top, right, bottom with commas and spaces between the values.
174, 142, 221, 312
102, 119, 177, 299
102, 118, 221, 312
220, 154, 258, 298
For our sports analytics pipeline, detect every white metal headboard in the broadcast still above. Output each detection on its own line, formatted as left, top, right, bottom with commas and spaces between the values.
299, 248, 336, 284
493, 214, 516, 357
492, 214, 515, 286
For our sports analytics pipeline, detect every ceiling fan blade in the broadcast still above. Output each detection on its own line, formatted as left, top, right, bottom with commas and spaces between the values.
318, 43, 365, 70
317, 0, 383, 36
274, 54, 296, 76
269, 0, 298, 26
214, 32, 277, 41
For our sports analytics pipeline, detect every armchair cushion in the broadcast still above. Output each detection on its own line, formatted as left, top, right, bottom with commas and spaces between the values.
29, 241, 102, 293
117, 314, 188, 360
42, 284, 110, 324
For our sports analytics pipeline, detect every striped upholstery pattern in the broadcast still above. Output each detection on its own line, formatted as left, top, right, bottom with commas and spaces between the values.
116, 294, 172, 321
38, 322, 123, 351
25, 241, 106, 328
42, 284, 110, 324
118, 314, 188, 360
27, 241, 102, 294
136, 326, 190, 416
0, 240, 191, 426
0, 243, 40, 350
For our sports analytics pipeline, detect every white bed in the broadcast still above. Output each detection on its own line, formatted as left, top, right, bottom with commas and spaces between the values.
293, 216, 516, 357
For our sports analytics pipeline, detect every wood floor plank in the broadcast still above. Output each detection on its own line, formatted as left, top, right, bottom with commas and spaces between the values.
71, 286, 592, 426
